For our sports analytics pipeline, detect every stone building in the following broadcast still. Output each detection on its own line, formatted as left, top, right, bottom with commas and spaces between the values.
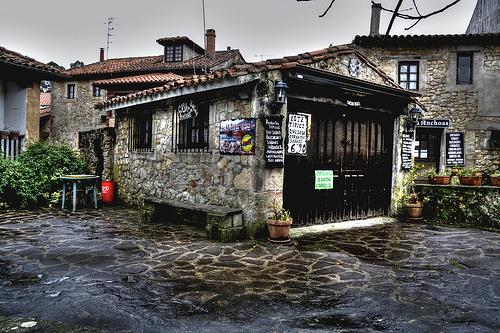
0, 46, 61, 159
97, 45, 418, 241
352, 4, 500, 172
49, 30, 244, 178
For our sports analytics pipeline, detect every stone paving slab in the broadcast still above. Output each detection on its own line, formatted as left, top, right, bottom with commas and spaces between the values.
0, 208, 499, 333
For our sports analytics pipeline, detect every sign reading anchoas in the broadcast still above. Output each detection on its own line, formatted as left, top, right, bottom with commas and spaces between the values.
416, 119, 450, 128
177, 101, 198, 121
287, 113, 308, 156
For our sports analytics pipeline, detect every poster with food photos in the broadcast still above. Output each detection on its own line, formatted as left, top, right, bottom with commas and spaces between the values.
219, 118, 256, 155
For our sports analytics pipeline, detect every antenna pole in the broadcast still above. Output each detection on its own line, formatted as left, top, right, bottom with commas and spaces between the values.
106, 17, 118, 60
202, 0, 207, 74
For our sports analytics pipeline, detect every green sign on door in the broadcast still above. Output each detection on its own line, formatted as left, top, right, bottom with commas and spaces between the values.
315, 170, 334, 190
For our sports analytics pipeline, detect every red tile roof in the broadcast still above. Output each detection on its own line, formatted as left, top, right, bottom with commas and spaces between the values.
40, 92, 51, 116
0, 46, 63, 76
65, 49, 243, 78
156, 36, 205, 54
96, 45, 407, 110
93, 72, 184, 87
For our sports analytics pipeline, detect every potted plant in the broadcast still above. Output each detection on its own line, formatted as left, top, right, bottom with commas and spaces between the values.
425, 169, 451, 185
267, 201, 293, 243
0, 130, 8, 140
9, 130, 20, 140
458, 168, 482, 186
490, 171, 500, 187
401, 163, 429, 220
404, 192, 429, 219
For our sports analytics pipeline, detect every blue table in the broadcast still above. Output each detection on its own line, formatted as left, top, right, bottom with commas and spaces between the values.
60, 175, 99, 212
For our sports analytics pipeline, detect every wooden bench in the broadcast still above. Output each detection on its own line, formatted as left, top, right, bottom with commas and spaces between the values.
144, 197, 245, 242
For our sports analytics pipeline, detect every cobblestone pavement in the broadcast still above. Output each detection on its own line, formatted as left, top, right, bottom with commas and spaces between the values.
0, 208, 499, 333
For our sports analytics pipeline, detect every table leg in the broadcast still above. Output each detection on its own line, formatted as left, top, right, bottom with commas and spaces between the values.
62, 182, 66, 209
93, 183, 98, 208
72, 181, 77, 212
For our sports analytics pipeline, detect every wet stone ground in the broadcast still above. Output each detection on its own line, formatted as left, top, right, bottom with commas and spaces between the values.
0, 208, 499, 333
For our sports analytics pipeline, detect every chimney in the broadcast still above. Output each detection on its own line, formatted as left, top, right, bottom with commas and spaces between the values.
205, 29, 216, 57
99, 48, 105, 62
370, 3, 382, 36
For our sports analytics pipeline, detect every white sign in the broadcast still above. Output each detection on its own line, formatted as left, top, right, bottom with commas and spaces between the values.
177, 101, 198, 121
287, 113, 308, 155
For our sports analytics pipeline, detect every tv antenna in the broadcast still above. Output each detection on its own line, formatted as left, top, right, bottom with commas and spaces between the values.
105, 17, 118, 59
254, 54, 272, 61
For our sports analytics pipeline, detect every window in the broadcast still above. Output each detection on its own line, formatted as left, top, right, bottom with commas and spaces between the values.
92, 85, 102, 97
491, 131, 500, 149
457, 52, 473, 84
415, 128, 442, 170
165, 45, 183, 62
129, 112, 153, 152
398, 62, 419, 90
67, 84, 76, 99
173, 103, 209, 152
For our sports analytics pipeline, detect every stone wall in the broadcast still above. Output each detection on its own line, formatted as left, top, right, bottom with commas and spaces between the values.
50, 80, 107, 148
78, 128, 115, 180
113, 77, 285, 238
25, 83, 40, 143
354, 44, 500, 171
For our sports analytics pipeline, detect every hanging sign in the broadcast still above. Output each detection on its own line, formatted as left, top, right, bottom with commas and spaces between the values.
401, 131, 413, 170
446, 132, 465, 166
416, 119, 450, 128
315, 170, 334, 190
177, 101, 198, 121
287, 113, 308, 156
264, 116, 284, 168
219, 118, 256, 155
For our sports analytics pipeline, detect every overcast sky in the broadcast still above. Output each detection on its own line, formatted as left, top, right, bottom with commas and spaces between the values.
0, 0, 477, 68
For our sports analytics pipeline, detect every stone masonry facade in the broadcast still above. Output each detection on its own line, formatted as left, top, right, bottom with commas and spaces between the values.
353, 44, 500, 172
50, 80, 107, 148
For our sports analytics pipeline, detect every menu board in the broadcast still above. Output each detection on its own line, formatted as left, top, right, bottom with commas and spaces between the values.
401, 132, 413, 170
264, 116, 284, 168
446, 132, 465, 166
287, 113, 308, 156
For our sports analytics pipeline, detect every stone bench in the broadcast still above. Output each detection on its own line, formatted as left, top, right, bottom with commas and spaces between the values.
143, 196, 245, 242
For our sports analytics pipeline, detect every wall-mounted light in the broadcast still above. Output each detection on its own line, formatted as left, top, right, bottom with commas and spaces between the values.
406, 106, 423, 133
274, 80, 289, 106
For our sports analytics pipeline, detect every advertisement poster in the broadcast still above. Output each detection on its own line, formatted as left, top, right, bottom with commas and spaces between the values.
315, 170, 334, 190
219, 118, 256, 155
287, 113, 308, 156
264, 116, 284, 168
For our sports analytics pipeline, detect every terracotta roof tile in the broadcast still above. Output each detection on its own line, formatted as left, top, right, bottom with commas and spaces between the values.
93, 72, 184, 87
0, 46, 63, 75
40, 92, 51, 116
97, 44, 410, 110
66, 50, 242, 78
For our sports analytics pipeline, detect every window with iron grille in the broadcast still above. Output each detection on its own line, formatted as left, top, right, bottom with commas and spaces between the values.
457, 52, 473, 85
92, 85, 102, 97
491, 131, 500, 149
398, 61, 419, 91
172, 103, 209, 153
165, 45, 183, 62
129, 112, 153, 152
67, 84, 76, 99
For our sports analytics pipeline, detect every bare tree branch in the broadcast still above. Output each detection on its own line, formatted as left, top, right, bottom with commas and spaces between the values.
375, 0, 462, 20
385, 0, 404, 35
319, 0, 337, 17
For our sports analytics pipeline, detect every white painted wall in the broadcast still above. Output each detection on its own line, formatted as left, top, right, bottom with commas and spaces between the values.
4, 81, 27, 134
0, 80, 5, 129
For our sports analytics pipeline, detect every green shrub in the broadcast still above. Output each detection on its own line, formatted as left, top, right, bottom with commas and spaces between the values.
0, 142, 87, 208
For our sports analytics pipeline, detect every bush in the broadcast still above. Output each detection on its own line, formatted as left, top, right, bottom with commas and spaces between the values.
0, 142, 87, 208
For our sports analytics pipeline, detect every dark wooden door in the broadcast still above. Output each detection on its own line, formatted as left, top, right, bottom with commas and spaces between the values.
283, 106, 394, 225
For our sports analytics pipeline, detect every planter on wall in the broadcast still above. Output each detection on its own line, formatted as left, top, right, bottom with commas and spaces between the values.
491, 176, 500, 187
9, 130, 20, 140
429, 176, 451, 185
0, 131, 9, 140
459, 176, 482, 186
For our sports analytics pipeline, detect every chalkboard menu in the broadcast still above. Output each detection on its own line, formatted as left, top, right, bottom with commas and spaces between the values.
401, 132, 413, 170
446, 132, 465, 166
264, 116, 284, 168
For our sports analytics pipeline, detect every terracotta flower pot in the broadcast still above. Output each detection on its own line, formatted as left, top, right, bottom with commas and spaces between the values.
9, 130, 20, 140
267, 218, 293, 243
406, 202, 423, 219
0, 131, 8, 140
459, 176, 482, 186
429, 176, 451, 185
491, 176, 500, 187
